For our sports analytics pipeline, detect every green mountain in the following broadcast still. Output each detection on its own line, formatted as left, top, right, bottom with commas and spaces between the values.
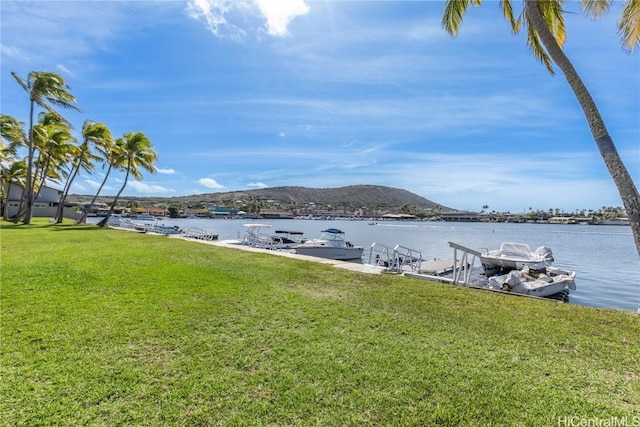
70, 185, 452, 211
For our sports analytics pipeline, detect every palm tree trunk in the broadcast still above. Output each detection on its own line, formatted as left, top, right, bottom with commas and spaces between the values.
525, 0, 640, 257
77, 164, 113, 224
97, 162, 130, 227
21, 100, 36, 224
56, 157, 82, 223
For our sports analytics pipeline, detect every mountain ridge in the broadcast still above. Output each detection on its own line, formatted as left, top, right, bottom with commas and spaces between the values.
70, 185, 454, 211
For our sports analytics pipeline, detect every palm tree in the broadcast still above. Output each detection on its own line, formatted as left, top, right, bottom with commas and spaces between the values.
98, 132, 158, 227
11, 71, 80, 224
442, 0, 640, 256
30, 112, 76, 202
55, 120, 113, 223
1, 160, 27, 220
0, 115, 27, 220
76, 134, 122, 224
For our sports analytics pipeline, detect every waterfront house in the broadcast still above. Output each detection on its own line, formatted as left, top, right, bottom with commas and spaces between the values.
4, 182, 82, 220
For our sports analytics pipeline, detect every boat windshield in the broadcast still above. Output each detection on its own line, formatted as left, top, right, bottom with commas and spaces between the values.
319, 231, 344, 241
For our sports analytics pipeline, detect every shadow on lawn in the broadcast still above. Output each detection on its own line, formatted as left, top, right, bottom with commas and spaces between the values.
1, 220, 106, 232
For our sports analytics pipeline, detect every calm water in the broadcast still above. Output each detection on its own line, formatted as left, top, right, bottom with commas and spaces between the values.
106, 218, 640, 312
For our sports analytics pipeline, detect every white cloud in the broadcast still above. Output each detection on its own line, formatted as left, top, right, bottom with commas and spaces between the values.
185, 0, 247, 40
185, 0, 309, 39
247, 182, 268, 188
198, 178, 225, 189
0, 44, 25, 60
256, 0, 309, 36
157, 168, 176, 174
56, 64, 73, 77
127, 181, 173, 194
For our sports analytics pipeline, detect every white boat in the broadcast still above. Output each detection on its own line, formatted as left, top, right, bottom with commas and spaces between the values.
272, 230, 306, 248
134, 212, 156, 221
480, 242, 554, 277
241, 223, 278, 248
486, 265, 576, 297
294, 228, 364, 260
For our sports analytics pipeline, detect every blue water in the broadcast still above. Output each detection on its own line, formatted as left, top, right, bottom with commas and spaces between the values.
101, 218, 640, 313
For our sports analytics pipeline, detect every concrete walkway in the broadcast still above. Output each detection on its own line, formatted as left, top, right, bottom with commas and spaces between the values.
173, 235, 387, 275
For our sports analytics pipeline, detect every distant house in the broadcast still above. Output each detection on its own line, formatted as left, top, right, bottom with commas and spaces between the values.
440, 211, 479, 222
381, 213, 417, 221
4, 182, 82, 220
259, 208, 295, 219
142, 207, 168, 217
209, 208, 231, 218
548, 216, 577, 225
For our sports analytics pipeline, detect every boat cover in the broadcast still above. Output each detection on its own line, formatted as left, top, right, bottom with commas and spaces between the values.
321, 228, 344, 234
494, 243, 553, 262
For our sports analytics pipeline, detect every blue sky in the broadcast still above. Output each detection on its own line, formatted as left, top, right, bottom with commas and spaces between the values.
1, 0, 638, 213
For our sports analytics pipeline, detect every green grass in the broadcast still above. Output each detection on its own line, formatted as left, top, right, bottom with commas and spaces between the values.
1, 219, 639, 426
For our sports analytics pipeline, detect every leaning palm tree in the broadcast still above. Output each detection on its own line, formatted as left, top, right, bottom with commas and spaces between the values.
76, 133, 122, 224
55, 120, 112, 223
30, 112, 76, 202
98, 132, 158, 227
11, 71, 80, 224
442, 0, 640, 256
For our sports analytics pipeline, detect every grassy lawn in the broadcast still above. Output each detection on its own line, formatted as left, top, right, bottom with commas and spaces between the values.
1, 219, 639, 426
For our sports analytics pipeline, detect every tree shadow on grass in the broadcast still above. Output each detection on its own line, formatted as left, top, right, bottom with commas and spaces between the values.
1, 220, 106, 232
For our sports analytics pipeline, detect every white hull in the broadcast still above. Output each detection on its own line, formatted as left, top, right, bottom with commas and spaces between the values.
513, 279, 573, 298
480, 242, 554, 276
487, 266, 576, 297
294, 246, 364, 260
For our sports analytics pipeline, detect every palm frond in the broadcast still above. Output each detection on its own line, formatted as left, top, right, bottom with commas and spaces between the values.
10, 72, 28, 93
500, 0, 521, 33
525, 12, 555, 74
537, 0, 566, 47
442, 0, 482, 36
618, 0, 640, 52
29, 72, 81, 113
581, 0, 611, 19
0, 114, 28, 148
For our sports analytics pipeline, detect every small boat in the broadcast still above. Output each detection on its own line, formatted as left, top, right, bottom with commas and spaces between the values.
480, 242, 554, 277
294, 228, 364, 260
272, 230, 306, 248
486, 265, 576, 298
134, 212, 156, 221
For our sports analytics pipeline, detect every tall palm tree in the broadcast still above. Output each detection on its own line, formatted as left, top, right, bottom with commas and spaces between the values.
76, 133, 122, 224
55, 120, 113, 223
442, 0, 640, 256
11, 71, 80, 224
98, 132, 158, 227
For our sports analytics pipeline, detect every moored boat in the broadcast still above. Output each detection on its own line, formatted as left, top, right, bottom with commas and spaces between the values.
486, 265, 576, 297
134, 212, 157, 221
272, 230, 306, 248
480, 242, 554, 277
294, 228, 364, 260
